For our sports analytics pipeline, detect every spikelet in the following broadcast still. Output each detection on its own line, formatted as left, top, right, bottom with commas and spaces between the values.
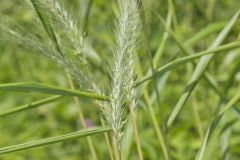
41, 0, 86, 62
107, 0, 141, 150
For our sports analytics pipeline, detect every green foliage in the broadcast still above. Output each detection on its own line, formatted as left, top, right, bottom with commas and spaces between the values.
0, 0, 240, 159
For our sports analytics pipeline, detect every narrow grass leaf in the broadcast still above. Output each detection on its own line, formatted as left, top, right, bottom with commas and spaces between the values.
0, 96, 62, 118
0, 127, 111, 155
153, 10, 239, 116
30, 0, 61, 53
136, 41, 240, 86
137, 1, 171, 159
167, 9, 240, 127
153, 8, 172, 67
0, 82, 108, 101
219, 92, 240, 116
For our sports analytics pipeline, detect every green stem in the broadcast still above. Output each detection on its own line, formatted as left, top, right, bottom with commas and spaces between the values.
112, 134, 121, 160
137, 1, 171, 159
100, 118, 115, 160
0, 82, 108, 101
66, 72, 98, 160
191, 95, 204, 139
129, 105, 144, 160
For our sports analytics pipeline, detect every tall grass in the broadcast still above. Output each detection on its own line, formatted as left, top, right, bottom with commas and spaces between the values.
0, 0, 240, 159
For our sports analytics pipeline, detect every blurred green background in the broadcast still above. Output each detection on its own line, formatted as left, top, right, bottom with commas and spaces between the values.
0, 0, 240, 159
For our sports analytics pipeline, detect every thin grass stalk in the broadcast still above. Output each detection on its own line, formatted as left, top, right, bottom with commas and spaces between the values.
143, 90, 169, 159
0, 82, 108, 101
136, 55, 168, 158
129, 103, 144, 160
153, 8, 172, 68
138, 0, 171, 160
206, 0, 216, 20
224, 59, 240, 93
128, 52, 144, 160
30, 0, 64, 57
100, 118, 115, 160
167, 0, 178, 32
112, 135, 121, 160
191, 95, 204, 139
127, 26, 144, 159
82, 0, 94, 34
66, 72, 98, 160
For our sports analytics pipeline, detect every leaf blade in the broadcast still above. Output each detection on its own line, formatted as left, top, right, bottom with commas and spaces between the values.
0, 82, 108, 101
0, 96, 63, 118
136, 41, 240, 86
0, 127, 111, 155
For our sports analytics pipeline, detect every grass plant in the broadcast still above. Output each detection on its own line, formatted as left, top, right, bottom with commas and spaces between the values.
0, 0, 240, 159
